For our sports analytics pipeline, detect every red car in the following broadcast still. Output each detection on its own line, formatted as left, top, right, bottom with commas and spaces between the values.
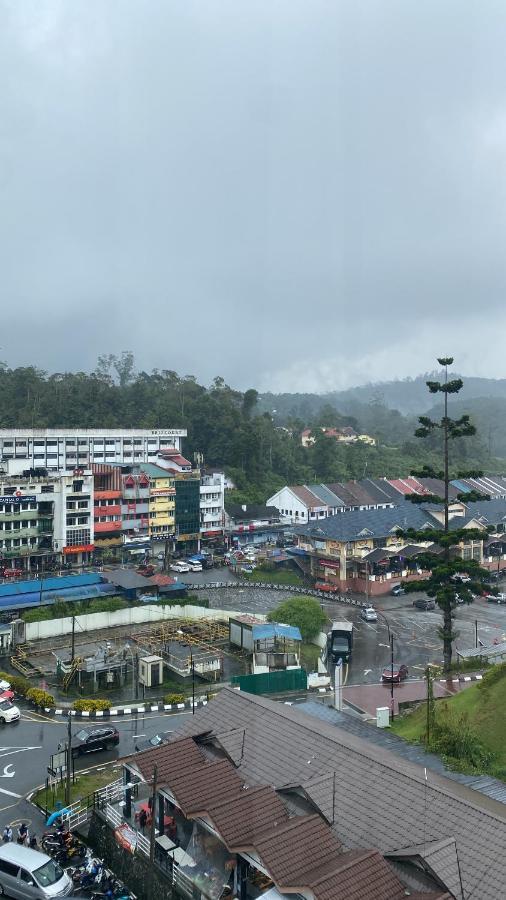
382, 664, 409, 683
0, 690, 14, 702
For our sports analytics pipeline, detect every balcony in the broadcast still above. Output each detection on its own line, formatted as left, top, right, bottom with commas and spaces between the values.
94, 504, 121, 517
95, 521, 122, 533
0, 510, 36, 523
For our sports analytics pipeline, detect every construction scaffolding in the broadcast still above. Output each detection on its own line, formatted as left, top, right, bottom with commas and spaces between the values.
131, 619, 228, 681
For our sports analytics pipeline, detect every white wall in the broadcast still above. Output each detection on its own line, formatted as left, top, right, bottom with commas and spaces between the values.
25, 605, 266, 641
266, 486, 310, 525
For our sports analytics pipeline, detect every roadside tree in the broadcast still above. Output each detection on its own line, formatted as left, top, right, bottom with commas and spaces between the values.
399, 357, 492, 671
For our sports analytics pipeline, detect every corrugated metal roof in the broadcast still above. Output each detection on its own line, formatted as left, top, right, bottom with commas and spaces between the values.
252, 623, 301, 641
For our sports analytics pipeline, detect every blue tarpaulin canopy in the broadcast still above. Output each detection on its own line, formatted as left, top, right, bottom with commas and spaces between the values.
251, 623, 301, 641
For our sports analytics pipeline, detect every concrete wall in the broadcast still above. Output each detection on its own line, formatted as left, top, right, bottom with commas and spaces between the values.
25, 604, 266, 641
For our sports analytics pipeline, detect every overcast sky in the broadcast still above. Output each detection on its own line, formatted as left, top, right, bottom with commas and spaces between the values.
2, 1, 506, 393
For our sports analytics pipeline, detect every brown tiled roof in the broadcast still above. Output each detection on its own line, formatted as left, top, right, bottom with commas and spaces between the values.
326, 482, 361, 506
253, 814, 342, 887
167, 759, 244, 814
176, 689, 506, 900
125, 736, 206, 787
341, 480, 380, 506
312, 850, 406, 900
289, 485, 325, 509
204, 785, 289, 849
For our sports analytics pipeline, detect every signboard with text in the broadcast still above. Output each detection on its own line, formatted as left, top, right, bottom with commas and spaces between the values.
0, 496, 36, 504
63, 544, 95, 555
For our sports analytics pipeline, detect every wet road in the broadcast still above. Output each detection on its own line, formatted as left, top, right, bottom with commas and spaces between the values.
0, 708, 191, 814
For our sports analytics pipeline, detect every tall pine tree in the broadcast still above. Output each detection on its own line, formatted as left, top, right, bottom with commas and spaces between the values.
399, 357, 492, 672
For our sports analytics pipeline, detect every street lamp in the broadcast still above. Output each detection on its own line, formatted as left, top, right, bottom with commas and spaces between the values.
124, 644, 138, 700
375, 609, 395, 720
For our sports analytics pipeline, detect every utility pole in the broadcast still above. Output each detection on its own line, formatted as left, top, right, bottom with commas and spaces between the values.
475, 619, 478, 650
390, 634, 395, 720
65, 713, 72, 807
71, 616, 75, 664
149, 764, 158, 864
190, 649, 195, 715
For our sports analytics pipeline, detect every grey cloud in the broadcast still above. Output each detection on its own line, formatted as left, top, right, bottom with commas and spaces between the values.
1, 0, 506, 389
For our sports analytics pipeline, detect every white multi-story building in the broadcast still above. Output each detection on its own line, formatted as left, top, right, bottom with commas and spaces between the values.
200, 472, 225, 537
0, 429, 187, 472
0, 464, 94, 570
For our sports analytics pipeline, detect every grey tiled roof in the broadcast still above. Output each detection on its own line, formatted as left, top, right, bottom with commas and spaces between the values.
308, 484, 345, 508
175, 689, 506, 900
297, 502, 439, 542
387, 838, 463, 900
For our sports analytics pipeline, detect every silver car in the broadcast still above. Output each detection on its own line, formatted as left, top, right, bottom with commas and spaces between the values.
360, 606, 378, 622
0, 843, 73, 898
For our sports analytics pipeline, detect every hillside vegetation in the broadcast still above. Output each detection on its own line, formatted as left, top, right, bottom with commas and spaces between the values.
392, 664, 506, 780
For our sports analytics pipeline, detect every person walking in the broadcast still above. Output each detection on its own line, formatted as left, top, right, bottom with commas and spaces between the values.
17, 823, 28, 845
2, 826, 12, 843
139, 808, 148, 834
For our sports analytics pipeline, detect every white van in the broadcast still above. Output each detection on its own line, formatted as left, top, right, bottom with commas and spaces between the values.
0, 843, 73, 898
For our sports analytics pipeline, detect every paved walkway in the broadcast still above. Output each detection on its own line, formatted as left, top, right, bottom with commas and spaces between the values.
343, 676, 471, 716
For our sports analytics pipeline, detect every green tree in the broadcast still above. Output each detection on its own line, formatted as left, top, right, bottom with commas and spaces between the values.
400, 357, 491, 672
267, 596, 327, 641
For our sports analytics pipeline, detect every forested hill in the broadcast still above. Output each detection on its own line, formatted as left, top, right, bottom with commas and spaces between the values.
0, 360, 501, 504
259, 373, 506, 418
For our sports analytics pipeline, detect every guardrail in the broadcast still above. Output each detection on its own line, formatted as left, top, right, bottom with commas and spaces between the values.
187, 581, 361, 606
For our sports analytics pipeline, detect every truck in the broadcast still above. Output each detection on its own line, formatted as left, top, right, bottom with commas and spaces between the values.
327, 620, 353, 665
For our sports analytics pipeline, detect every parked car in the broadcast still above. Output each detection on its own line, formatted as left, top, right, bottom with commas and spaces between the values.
413, 597, 436, 610
135, 730, 172, 752
391, 584, 405, 596
187, 561, 203, 572
451, 573, 471, 584
241, 564, 256, 573
0, 679, 11, 692
170, 562, 190, 573
382, 663, 409, 683
71, 725, 119, 758
0, 699, 20, 724
486, 592, 506, 604
360, 606, 378, 622
0, 842, 73, 899
0, 689, 15, 702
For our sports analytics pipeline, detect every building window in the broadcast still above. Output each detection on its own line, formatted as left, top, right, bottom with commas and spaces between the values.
41, 485, 54, 493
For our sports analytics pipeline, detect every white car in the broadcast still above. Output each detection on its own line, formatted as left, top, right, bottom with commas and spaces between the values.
360, 606, 378, 623
170, 562, 190, 573
187, 561, 203, 572
0, 680, 10, 692
0, 700, 20, 723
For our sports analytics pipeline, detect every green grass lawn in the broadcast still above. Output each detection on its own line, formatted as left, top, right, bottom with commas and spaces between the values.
35, 766, 120, 811
242, 567, 303, 586
392, 666, 506, 779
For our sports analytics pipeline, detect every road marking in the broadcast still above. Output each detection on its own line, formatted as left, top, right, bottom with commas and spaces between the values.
363, 669, 372, 676
132, 735, 146, 739
0, 747, 42, 759
0, 787, 21, 798
0, 765, 15, 778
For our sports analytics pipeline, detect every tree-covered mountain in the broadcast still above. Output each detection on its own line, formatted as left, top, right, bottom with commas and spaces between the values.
0, 359, 501, 504
260, 373, 506, 418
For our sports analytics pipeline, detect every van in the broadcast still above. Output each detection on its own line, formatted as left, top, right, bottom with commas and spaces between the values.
0, 843, 73, 898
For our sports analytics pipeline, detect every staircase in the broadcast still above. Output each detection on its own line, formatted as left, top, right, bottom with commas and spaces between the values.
63, 657, 81, 692
10, 644, 45, 678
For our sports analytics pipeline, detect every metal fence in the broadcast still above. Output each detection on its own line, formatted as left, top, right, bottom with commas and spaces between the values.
189, 581, 361, 606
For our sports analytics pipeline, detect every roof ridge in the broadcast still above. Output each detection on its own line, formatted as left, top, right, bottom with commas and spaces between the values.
219, 689, 506, 823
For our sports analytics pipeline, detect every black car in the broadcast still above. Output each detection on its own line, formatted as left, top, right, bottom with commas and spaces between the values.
135, 730, 172, 752
71, 726, 120, 758
413, 597, 436, 610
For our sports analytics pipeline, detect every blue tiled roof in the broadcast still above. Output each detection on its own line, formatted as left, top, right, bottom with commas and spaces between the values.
297, 502, 439, 542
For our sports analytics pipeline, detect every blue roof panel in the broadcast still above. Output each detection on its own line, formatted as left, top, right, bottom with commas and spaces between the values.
252, 623, 301, 641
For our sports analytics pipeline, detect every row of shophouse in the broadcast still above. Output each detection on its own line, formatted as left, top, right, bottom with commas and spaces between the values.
290, 497, 506, 595
0, 429, 225, 571
267, 473, 506, 523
